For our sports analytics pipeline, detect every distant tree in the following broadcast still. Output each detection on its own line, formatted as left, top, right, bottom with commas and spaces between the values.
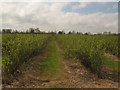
12, 30, 19, 34
2, 29, 6, 33
2, 29, 12, 33
84, 32, 91, 35
34, 28, 40, 34
29, 28, 35, 34
26, 30, 29, 34
77, 32, 79, 34
62, 30, 65, 34
112, 33, 117, 35
20, 31, 24, 34
58, 31, 62, 34
84, 32, 88, 35
72, 30, 75, 34
30, 29, 34, 33
77, 32, 83, 35
68, 31, 72, 34
88, 32, 91, 35
108, 31, 111, 35
103, 31, 108, 35
97, 32, 102, 35
79, 32, 83, 35
58, 31, 65, 34
0, 29, 1, 33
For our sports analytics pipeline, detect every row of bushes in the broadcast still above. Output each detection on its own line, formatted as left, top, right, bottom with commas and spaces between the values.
2, 34, 50, 76
56, 35, 119, 76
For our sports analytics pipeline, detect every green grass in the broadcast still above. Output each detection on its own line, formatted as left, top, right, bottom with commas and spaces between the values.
103, 56, 120, 70
40, 41, 62, 76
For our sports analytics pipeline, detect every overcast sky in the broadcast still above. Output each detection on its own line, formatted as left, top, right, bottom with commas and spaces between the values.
1, 2, 118, 33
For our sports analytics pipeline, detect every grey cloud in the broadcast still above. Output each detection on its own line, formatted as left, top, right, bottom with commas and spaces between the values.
1, 2, 118, 33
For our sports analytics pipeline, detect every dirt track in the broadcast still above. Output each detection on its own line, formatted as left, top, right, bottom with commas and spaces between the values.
3, 42, 119, 88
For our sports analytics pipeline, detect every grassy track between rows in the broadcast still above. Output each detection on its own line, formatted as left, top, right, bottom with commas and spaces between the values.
103, 56, 120, 70
39, 39, 63, 77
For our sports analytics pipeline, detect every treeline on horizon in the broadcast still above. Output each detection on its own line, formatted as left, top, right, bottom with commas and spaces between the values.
1, 28, 119, 35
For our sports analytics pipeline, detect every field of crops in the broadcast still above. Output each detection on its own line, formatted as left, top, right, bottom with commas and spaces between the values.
2, 34, 120, 85
56, 35, 120, 76
2, 34, 50, 76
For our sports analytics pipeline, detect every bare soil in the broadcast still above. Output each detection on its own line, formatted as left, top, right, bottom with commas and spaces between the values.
2, 43, 119, 88
100, 66, 120, 82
